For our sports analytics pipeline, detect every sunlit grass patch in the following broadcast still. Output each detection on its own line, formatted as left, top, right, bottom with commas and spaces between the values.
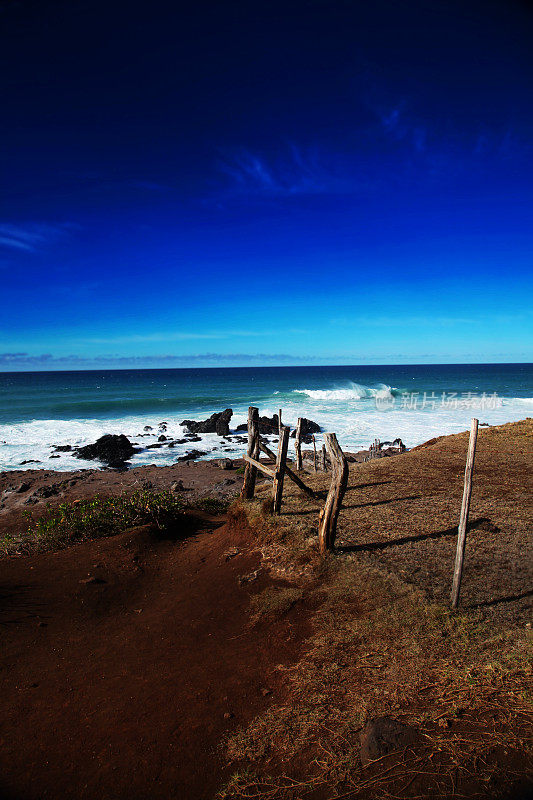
1, 490, 185, 556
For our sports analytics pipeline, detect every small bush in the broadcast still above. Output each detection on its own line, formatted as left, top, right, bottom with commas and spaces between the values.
8, 490, 185, 556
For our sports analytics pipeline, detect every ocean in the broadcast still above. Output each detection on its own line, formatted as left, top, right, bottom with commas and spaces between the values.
0, 363, 531, 471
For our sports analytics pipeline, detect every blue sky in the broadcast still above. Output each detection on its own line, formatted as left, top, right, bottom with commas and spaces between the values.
0, 0, 532, 370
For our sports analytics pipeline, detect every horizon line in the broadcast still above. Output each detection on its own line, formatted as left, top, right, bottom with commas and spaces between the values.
1, 360, 532, 375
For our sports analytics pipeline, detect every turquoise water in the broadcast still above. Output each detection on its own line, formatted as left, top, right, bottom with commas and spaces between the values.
0, 363, 531, 470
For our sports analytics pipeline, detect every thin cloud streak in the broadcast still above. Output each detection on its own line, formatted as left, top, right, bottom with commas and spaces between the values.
215, 145, 354, 200
0, 222, 79, 252
81, 328, 309, 345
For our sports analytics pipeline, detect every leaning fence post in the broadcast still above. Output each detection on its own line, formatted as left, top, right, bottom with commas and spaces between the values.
278, 408, 282, 436
241, 406, 260, 499
272, 425, 290, 513
312, 435, 317, 472
318, 433, 348, 556
294, 418, 303, 470
321, 443, 327, 472
451, 418, 479, 609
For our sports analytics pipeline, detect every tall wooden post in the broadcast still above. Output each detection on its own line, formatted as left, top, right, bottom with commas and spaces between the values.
321, 444, 327, 472
295, 418, 303, 470
451, 418, 479, 609
318, 433, 348, 555
272, 425, 290, 513
241, 406, 260, 499
278, 408, 282, 436
312, 436, 317, 472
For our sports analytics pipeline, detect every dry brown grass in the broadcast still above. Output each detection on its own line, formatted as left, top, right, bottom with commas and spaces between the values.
219, 419, 533, 800
249, 586, 305, 622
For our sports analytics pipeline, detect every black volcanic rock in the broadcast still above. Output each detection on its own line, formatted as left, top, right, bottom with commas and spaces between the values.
176, 449, 207, 462
76, 434, 136, 466
181, 409, 233, 436
290, 417, 321, 443
236, 414, 280, 434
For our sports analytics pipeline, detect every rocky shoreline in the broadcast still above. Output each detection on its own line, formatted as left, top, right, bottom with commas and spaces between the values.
12, 408, 407, 472
0, 407, 409, 552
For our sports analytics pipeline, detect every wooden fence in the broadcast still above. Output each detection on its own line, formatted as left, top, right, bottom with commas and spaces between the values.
239, 408, 348, 549
239, 406, 480, 608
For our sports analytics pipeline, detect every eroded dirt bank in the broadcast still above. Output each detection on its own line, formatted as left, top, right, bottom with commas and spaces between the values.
0, 512, 313, 800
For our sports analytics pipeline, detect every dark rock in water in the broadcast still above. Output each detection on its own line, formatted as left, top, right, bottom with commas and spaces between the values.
181, 409, 233, 436
166, 441, 175, 448
290, 418, 321, 440
185, 434, 203, 442
145, 443, 164, 449
76, 434, 136, 465
359, 717, 420, 766
20, 460, 41, 465
49, 454, 60, 458
143, 425, 153, 431
53, 444, 72, 452
176, 449, 207, 462
236, 414, 280, 435
158, 423, 167, 432
158, 434, 167, 442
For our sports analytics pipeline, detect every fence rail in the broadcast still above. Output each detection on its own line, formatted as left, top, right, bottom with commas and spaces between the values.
239, 405, 480, 608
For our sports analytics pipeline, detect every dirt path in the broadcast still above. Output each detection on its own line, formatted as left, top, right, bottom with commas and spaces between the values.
0, 515, 312, 800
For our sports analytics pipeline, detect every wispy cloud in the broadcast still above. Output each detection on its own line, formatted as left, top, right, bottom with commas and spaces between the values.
0, 222, 79, 253
215, 145, 353, 200
80, 328, 308, 345
0, 352, 318, 368
377, 103, 428, 153
1, 351, 528, 371
330, 312, 530, 328
370, 94, 530, 174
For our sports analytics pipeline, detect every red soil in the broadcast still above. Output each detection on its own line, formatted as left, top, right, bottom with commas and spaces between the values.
0, 514, 312, 800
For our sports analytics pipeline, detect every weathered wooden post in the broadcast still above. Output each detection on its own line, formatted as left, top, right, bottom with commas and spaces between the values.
318, 433, 348, 555
294, 418, 303, 470
451, 418, 479, 609
321, 443, 327, 472
241, 406, 260, 499
312, 436, 317, 472
272, 425, 290, 513
278, 408, 282, 436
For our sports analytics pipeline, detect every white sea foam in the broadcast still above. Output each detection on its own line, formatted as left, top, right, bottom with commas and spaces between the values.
293, 382, 395, 401
0, 384, 531, 471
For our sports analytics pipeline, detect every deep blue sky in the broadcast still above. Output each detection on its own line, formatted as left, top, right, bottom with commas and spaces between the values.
1, 0, 532, 370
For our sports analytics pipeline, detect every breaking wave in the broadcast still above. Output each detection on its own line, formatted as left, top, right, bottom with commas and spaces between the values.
292, 382, 397, 401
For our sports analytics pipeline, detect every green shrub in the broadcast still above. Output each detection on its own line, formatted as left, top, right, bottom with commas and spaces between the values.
10, 490, 185, 555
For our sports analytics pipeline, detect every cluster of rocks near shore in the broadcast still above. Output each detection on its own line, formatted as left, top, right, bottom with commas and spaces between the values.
42, 409, 325, 471
39, 407, 407, 471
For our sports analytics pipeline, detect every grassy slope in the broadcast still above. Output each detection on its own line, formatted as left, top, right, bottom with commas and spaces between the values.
219, 419, 533, 799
